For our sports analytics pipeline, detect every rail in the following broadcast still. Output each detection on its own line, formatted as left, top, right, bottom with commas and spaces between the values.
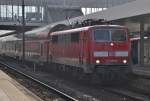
0, 61, 78, 101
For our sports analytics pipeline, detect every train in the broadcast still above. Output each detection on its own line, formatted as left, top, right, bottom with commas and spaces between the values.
0, 25, 132, 83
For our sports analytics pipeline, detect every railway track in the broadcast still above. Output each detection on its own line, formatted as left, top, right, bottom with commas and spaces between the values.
0, 58, 150, 101
0, 61, 78, 101
105, 88, 150, 101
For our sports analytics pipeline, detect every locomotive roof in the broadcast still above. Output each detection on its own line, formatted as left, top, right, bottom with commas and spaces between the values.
50, 25, 126, 36
24, 24, 126, 39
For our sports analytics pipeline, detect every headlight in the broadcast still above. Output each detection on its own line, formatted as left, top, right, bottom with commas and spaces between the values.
96, 60, 100, 64
123, 59, 127, 64
110, 42, 114, 46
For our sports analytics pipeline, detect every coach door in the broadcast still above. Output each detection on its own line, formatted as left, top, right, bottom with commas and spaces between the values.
46, 41, 49, 63
40, 42, 43, 56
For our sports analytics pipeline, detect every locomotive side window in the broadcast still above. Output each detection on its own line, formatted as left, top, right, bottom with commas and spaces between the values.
58, 34, 71, 44
52, 32, 79, 44
111, 29, 126, 41
94, 29, 110, 41
71, 32, 80, 43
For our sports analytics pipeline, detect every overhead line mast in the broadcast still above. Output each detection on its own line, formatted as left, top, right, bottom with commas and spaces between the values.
22, 0, 25, 62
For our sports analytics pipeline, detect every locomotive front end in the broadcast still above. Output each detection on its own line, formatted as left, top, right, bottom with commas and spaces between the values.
90, 26, 132, 81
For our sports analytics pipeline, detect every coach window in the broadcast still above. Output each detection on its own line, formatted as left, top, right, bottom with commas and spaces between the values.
52, 35, 58, 43
71, 32, 80, 43
58, 34, 64, 44
65, 34, 71, 44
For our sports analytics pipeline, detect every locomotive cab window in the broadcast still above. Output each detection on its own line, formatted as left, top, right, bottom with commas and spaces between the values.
111, 29, 127, 41
94, 28, 127, 42
94, 29, 110, 41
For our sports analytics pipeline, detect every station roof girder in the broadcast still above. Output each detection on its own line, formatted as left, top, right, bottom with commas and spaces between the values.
0, 0, 135, 8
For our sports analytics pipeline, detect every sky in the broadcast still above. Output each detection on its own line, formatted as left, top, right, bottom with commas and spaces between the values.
81, 8, 107, 15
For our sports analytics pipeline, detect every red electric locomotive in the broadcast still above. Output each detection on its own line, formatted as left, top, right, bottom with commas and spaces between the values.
49, 25, 132, 81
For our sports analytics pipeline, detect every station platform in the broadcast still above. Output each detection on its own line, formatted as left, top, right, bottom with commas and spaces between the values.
132, 65, 150, 77
0, 70, 42, 101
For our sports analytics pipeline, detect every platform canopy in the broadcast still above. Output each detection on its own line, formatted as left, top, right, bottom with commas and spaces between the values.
57, 0, 150, 24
